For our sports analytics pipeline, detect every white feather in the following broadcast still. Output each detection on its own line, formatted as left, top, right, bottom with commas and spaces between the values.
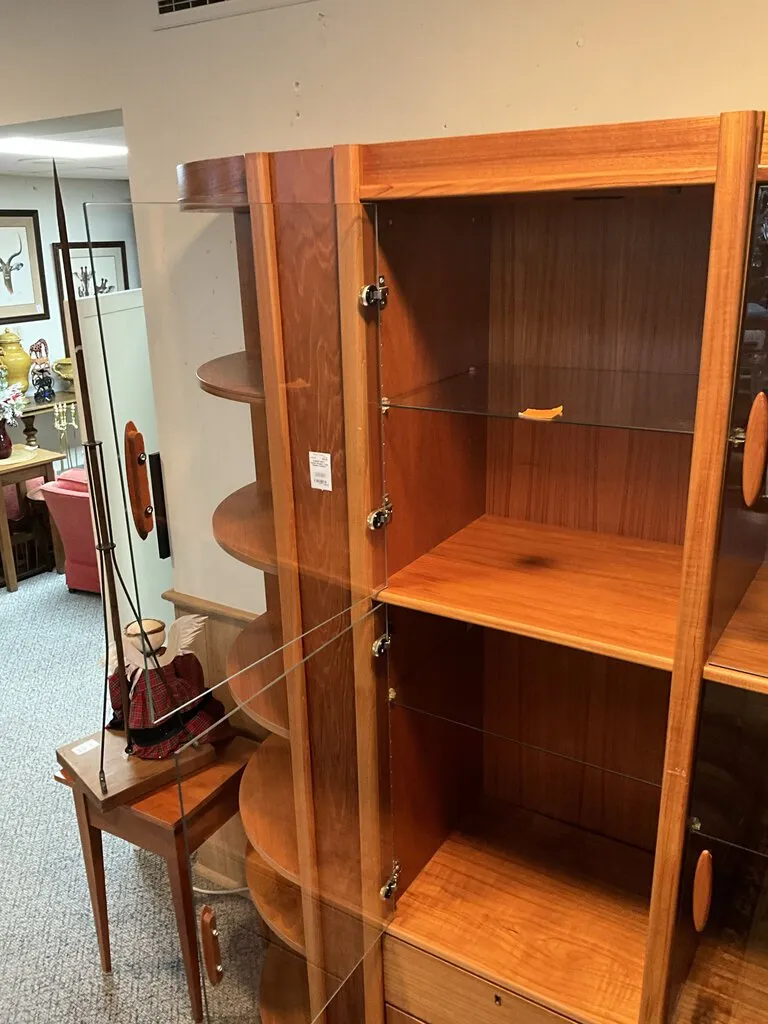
155, 614, 206, 668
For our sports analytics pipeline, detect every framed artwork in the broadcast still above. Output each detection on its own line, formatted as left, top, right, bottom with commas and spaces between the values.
0, 210, 49, 325
53, 241, 130, 354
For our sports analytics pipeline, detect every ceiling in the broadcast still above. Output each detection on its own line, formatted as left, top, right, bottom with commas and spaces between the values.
0, 112, 128, 180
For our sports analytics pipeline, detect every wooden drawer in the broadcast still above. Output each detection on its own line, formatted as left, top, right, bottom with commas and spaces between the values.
384, 936, 571, 1024
387, 1007, 427, 1024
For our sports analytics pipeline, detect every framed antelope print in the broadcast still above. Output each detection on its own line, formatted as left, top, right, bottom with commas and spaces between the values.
52, 241, 129, 354
0, 210, 49, 325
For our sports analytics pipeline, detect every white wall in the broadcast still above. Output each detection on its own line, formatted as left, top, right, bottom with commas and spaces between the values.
0, 174, 139, 364
3, 0, 766, 616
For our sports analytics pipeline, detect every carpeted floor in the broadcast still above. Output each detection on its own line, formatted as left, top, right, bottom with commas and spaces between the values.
0, 572, 266, 1023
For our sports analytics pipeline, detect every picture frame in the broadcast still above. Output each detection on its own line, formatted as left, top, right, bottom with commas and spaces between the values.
0, 209, 49, 325
53, 241, 130, 355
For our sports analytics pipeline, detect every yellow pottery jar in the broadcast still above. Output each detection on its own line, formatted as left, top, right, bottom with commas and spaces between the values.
0, 328, 31, 396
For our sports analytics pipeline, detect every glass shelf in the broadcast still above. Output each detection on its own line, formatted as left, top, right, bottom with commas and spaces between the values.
384, 364, 700, 433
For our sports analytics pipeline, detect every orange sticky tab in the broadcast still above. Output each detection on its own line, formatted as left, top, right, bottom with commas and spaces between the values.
518, 405, 564, 421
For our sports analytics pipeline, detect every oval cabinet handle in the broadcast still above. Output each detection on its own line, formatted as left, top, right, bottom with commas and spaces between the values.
693, 849, 713, 933
200, 905, 223, 986
124, 421, 154, 540
742, 391, 768, 508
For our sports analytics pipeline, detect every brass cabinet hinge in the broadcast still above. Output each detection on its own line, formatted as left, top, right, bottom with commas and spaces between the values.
729, 427, 746, 450
367, 495, 393, 531
380, 860, 401, 901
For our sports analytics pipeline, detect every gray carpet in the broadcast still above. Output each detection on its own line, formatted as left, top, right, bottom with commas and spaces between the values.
0, 572, 267, 1023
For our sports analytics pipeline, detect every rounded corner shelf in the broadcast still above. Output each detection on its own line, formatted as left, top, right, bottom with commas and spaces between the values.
213, 483, 277, 573
177, 156, 248, 211
240, 734, 298, 884
197, 352, 265, 404
260, 942, 309, 1024
227, 614, 289, 737
245, 843, 305, 954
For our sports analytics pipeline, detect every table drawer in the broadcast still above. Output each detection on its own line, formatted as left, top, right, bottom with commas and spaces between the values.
387, 1007, 427, 1024
384, 936, 571, 1024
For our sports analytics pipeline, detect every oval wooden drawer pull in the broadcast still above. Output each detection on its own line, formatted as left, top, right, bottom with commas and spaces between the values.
200, 905, 223, 986
693, 849, 713, 933
124, 420, 154, 540
742, 392, 768, 507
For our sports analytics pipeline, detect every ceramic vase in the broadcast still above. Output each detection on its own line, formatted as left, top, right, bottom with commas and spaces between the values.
0, 328, 31, 395
0, 419, 11, 460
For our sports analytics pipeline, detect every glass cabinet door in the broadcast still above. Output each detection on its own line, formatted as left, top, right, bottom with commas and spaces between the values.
672, 680, 768, 1024
708, 184, 768, 682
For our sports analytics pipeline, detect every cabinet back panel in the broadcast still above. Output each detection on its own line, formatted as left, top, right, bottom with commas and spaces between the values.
488, 189, 712, 375
483, 633, 670, 851
487, 420, 693, 545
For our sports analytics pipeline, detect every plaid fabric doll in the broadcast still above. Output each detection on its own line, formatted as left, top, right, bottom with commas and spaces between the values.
107, 616, 226, 760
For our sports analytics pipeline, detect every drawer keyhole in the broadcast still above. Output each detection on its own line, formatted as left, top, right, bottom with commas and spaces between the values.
494, 994, 502, 1006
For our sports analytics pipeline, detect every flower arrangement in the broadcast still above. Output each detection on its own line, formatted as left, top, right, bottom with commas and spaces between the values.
0, 362, 25, 425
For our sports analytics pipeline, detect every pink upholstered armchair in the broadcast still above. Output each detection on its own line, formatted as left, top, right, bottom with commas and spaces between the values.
40, 468, 100, 593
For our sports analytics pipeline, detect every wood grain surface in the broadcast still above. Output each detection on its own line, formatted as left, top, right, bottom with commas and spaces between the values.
384, 941, 572, 1024
483, 633, 669, 851
640, 110, 764, 1024
239, 734, 299, 883
360, 117, 721, 198
487, 421, 693, 545
705, 564, 768, 682
197, 351, 265, 403
388, 805, 653, 1024
692, 850, 713, 933
212, 481, 277, 573
226, 612, 288, 736
177, 155, 247, 210
245, 842, 305, 953
380, 515, 683, 669
259, 942, 310, 1024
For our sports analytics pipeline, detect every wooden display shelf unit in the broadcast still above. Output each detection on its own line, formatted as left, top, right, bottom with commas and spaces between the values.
705, 566, 768, 688
172, 113, 768, 1024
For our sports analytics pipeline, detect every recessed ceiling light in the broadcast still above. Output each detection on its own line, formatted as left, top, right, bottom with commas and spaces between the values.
0, 137, 128, 159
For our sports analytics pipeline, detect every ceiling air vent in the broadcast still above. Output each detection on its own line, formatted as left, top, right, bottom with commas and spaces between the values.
155, 0, 316, 29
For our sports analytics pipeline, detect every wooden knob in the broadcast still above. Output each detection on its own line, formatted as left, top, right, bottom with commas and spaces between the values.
200, 905, 223, 986
693, 849, 713, 933
742, 392, 768, 507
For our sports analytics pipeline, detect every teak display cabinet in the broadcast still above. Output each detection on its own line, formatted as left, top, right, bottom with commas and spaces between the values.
176, 112, 768, 1024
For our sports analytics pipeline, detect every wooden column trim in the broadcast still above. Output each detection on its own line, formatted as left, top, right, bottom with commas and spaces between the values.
335, 142, 387, 1024
640, 109, 764, 1023
244, 151, 327, 1017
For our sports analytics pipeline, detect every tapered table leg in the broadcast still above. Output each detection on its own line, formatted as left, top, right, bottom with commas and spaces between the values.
73, 789, 111, 973
167, 830, 203, 1023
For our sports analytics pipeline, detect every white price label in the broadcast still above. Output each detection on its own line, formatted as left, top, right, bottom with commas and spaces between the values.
309, 451, 333, 492
72, 738, 99, 756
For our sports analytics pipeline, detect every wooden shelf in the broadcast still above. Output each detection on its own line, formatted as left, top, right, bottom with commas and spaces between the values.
260, 942, 310, 1024
379, 515, 682, 670
197, 352, 264, 403
388, 804, 653, 1024
213, 482, 277, 573
177, 156, 248, 211
705, 566, 768, 688
245, 842, 304, 954
240, 735, 299, 883
227, 614, 289, 737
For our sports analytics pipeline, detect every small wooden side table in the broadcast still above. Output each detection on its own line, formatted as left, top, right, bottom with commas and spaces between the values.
56, 736, 256, 1022
0, 445, 65, 592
